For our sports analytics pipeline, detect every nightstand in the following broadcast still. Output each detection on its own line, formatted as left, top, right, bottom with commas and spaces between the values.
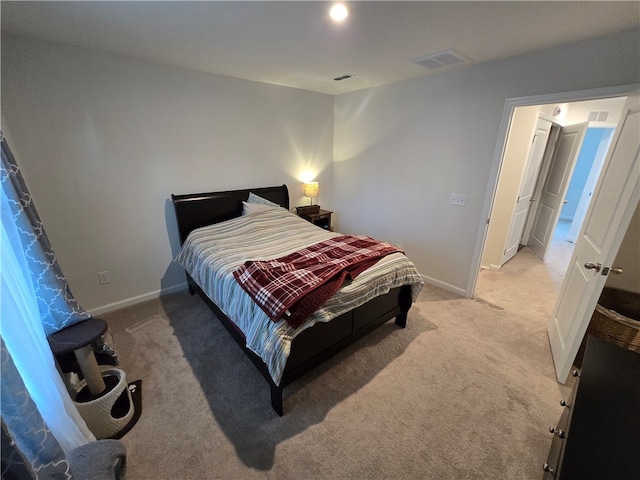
298, 209, 333, 231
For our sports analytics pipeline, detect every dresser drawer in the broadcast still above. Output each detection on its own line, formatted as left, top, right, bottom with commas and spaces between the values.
543, 377, 578, 478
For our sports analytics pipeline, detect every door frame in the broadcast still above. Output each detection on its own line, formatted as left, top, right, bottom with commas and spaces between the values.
468, 83, 640, 297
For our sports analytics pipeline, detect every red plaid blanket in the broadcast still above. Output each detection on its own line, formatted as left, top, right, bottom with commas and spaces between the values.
233, 235, 402, 328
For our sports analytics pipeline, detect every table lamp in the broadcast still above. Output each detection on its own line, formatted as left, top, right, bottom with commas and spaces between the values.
303, 181, 319, 205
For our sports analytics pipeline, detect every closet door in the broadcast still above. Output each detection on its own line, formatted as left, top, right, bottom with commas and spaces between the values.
501, 117, 552, 265
528, 122, 587, 260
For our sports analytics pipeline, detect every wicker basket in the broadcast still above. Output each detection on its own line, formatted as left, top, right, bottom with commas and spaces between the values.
574, 289, 640, 368
296, 205, 320, 215
73, 367, 134, 439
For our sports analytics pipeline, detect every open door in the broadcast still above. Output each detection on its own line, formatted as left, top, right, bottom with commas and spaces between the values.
501, 117, 552, 264
547, 92, 639, 382
528, 122, 588, 260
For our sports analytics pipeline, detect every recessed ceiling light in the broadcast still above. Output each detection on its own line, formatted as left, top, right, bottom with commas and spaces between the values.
330, 3, 349, 22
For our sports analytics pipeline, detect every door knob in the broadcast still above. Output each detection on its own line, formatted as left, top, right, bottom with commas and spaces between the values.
601, 266, 624, 276
584, 262, 602, 272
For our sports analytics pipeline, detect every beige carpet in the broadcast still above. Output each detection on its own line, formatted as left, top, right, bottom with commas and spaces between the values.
103, 241, 575, 480
474, 218, 575, 322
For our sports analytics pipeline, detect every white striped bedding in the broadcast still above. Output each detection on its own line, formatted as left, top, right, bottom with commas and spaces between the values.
174, 206, 424, 385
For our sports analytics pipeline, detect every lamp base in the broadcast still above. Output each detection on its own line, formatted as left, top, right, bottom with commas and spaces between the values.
296, 205, 320, 215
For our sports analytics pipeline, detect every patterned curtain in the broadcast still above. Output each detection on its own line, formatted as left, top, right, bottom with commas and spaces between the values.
1, 133, 95, 465
1, 338, 72, 479
1, 134, 89, 336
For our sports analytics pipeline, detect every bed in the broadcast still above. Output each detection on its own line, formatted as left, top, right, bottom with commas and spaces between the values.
171, 184, 423, 415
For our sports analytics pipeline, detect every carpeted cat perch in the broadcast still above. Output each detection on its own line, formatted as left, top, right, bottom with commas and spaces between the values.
48, 317, 142, 439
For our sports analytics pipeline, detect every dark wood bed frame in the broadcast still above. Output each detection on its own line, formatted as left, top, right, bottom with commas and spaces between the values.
171, 184, 413, 416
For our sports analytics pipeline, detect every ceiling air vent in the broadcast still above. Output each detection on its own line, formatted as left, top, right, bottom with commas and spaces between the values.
408, 49, 470, 70
587, 110, 610, 122
333, 74, 354, 81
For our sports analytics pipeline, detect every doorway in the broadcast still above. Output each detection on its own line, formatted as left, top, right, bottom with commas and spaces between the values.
472, 86, 639, 382
479, 96, 628, 276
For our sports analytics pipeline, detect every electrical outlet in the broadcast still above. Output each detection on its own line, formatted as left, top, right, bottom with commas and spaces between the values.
97, 271, 111, 285
449, 193, 467, 207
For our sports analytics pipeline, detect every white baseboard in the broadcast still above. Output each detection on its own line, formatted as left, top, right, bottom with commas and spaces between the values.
479, 264, 502, 272
421, 274, 466, 297
88, 282, 188, 317
90, 275, 468, 316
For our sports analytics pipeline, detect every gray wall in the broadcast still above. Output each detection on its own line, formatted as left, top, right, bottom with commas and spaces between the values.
333, 29, 639, 295
1, 35, 335, 313
606, 202, 640, 294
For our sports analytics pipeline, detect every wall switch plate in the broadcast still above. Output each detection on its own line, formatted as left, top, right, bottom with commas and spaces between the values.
450, 193, 467, 207
97, 271, 111, 285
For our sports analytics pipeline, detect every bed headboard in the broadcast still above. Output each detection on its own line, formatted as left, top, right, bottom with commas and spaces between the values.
171, 184, 290, 244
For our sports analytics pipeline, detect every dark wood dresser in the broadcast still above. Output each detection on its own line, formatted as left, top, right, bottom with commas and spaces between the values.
543, 336, 640, 479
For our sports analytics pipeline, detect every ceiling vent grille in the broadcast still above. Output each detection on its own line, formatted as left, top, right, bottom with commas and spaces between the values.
588, 110, 610, 122
408, 49, 470, 70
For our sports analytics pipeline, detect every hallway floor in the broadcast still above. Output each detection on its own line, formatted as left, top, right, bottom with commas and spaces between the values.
474, 219, 575, 325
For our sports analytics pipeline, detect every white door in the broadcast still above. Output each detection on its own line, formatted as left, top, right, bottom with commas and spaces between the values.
528, 123, 588, 260
501, 117, 552, 264
523, 125, 561, 245
548, 92, 639, 382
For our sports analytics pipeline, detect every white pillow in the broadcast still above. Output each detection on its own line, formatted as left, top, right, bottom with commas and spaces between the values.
242, 201, 279, 215
247, 192, 279, 207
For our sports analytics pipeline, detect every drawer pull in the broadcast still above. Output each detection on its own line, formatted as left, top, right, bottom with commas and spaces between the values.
549, 427, 566, 438
560, 399, 570, 407
572, 369, 580, 377
543, 463, 555, 473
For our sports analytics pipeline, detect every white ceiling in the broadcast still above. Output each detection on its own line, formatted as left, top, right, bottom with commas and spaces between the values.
2, 1, 638, 95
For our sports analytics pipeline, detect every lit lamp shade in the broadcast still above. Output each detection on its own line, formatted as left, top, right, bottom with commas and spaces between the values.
303, 181, 319, 199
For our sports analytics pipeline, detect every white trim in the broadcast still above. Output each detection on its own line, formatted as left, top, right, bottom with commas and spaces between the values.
91, 273, 455, 315
422, 274, 466, 297
538, 112, 556, 123
466, 83, 639, 299
496, 84, 637, 110
88, 282, 188, 316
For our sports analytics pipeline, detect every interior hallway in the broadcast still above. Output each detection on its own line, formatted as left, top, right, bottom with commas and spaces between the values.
474, 219, 575, 326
